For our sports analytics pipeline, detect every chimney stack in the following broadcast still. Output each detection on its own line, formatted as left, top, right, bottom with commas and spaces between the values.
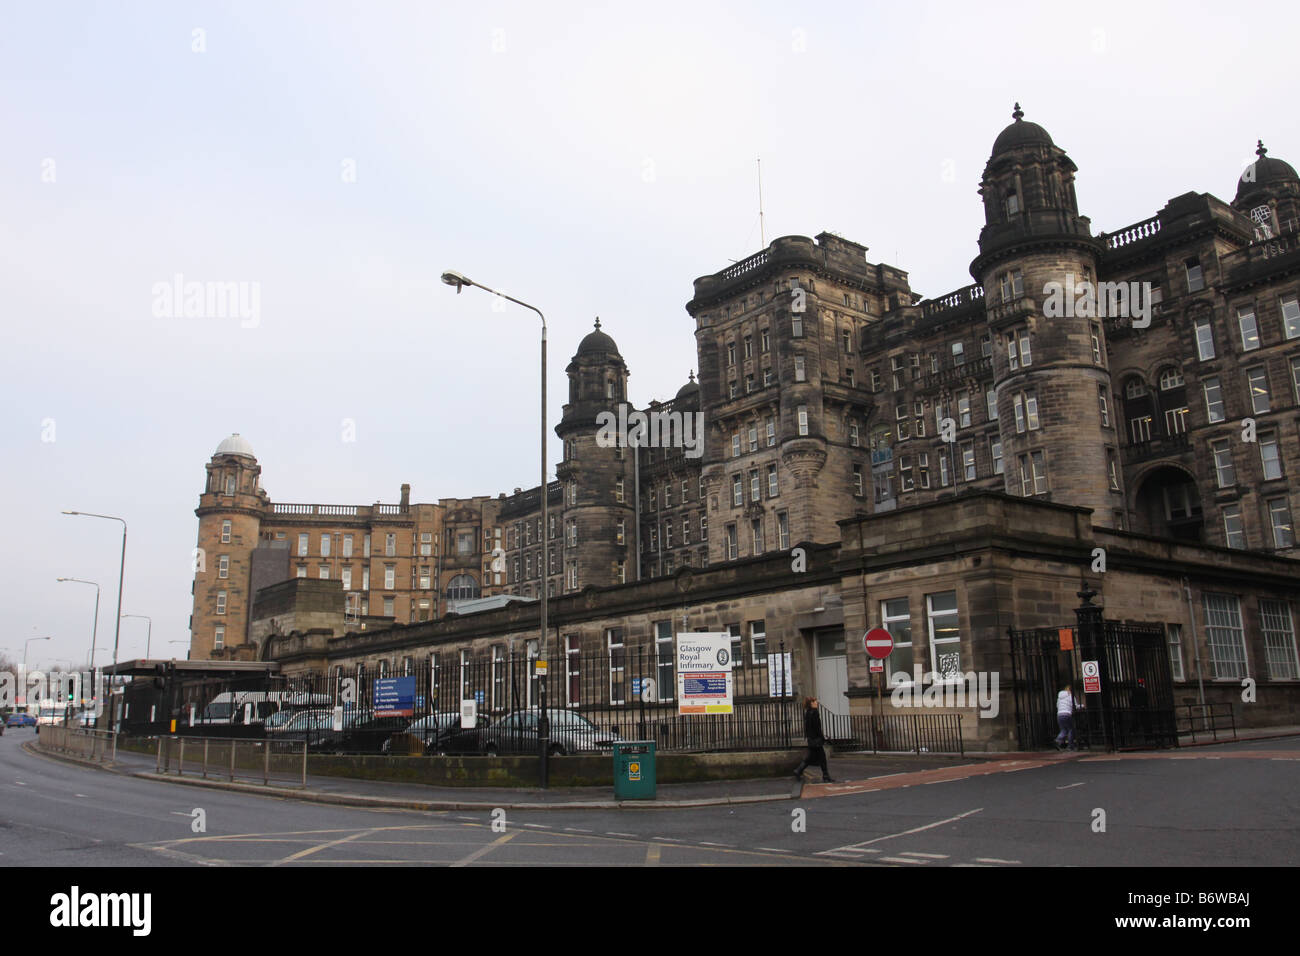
400, 483, 410, 511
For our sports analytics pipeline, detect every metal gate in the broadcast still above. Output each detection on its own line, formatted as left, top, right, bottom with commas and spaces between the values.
1009, 614, 1176, 752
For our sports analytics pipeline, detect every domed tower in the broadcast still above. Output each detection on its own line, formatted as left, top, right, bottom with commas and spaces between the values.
1233, 140, 1300, 238
191, 434, 268, 659
555, 319, 635, 589
970, 104, 1123, 526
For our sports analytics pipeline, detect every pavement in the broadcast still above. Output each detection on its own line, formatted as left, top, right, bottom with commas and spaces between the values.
29, 722, 1300, 812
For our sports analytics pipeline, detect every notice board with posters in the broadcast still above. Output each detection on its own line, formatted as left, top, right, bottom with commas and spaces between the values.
677, 632, 733, 714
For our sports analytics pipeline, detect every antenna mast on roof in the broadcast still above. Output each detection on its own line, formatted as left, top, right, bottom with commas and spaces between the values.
757, 157, 766, 248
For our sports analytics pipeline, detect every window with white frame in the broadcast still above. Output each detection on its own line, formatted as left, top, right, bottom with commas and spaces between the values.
1192, 317, 1215, 361
1166, 623, 1185, 681
216, 590, 227, 614
320, 534, 331, 557
213, 625, 224, 649
797, 406, 808, 436
1223, 504, 1245, 549
654, 621, 674, 701
298, 533, 309, 557
1238, 307, 1260, 351
882, 598, 913, 685
1267, 498, 1294, 548
1211, 439, 1235, 488
1260, 600, 1299, 680
385, 533, 396, 556
777, 512, 790, 550
990, 440, 1003, 475
1280, 296, 1300, 339
1018, 451, 1046, 496
341, 566, 352, 590
607, 628, 626, 704
927, 591, 961, 681
218, 554, 229, 579
221, 520, 231, 544
1246, 367, 1271, 414
1260, 432, 1284, 481
319, 565, 329, 580
1203, 377, 1225, 422
1203, 592, 1248, 679
1185, 258, 1204, 292
768, 465, 779, 497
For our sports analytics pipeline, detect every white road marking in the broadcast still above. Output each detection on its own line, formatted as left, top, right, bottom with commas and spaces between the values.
880, 856, 928, 864
1056, 782, 1086, 790
755, 847, 792, 853
607, 832, 636, 837
817, 808, 983, 857
523, 823, 549, 829
975, 857, 1022, 864
699, 842, 734, 848
899, 851, 948, 859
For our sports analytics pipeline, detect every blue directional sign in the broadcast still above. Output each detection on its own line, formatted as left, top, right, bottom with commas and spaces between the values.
374, 676, 416, 717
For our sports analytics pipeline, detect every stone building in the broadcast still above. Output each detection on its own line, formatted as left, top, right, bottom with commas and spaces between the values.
189, 107, 1300, 747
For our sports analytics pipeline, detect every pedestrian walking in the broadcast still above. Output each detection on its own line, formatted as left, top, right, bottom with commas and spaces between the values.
1054, 683, 1078, 751
793, 696, 834, 782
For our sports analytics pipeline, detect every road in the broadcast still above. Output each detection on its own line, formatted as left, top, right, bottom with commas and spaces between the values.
2, 730, 1296, 866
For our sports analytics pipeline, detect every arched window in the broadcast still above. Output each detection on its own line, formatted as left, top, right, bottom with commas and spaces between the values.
1124, 377, 1148, 399
1158, 367, 1184, 390
446, 574, 480, 602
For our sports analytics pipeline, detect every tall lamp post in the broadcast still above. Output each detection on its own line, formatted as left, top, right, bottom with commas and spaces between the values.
122, 614, 153, 659
22, 636, 51, 710
62, 511, 127, 729
58, 577, 100, 704
441, 269, 552, 788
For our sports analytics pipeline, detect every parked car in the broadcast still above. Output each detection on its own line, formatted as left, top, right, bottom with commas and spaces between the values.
381, 712, 465, 755
6, 712, 38, 729
271, 709, 407, 754
441, 709, 622, 756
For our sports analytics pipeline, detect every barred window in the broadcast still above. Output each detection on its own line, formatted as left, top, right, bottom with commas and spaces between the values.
1260, 600, 1299, 680
1203, 592, 1248, 679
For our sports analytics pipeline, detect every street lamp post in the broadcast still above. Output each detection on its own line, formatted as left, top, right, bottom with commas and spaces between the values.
57, 577, 100, 703
22, 636, 51, 710
63, 511, 127, 729
122, 614, 153, 659
441, 269, 552, 788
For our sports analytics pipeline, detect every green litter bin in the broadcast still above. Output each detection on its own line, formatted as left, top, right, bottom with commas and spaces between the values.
612, 740, 656, 800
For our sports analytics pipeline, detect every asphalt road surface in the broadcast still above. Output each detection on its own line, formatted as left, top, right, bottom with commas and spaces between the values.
2, 730, 1296, 867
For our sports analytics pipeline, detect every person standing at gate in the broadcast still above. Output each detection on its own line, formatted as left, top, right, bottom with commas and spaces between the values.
794, 697, 834, 782
1054, 683, 1078, 751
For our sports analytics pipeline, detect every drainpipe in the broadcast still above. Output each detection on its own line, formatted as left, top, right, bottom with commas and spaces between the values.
1182, 577, 1207, 728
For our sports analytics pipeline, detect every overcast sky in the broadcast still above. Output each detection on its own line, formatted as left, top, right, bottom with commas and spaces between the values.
1, 0, 1293, 671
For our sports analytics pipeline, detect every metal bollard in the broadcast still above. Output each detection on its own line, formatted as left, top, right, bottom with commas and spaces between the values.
178, 736, 185, 776
203, 738, 210, 779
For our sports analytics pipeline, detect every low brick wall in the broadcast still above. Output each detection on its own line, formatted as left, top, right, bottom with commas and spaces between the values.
114, 736, 802, 787
305, 749, 803, 788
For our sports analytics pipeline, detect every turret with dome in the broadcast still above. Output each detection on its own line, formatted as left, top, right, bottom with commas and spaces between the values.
1233, 140, 1300, 237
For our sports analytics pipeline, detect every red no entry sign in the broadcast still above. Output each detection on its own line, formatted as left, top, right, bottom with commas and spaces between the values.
864, 628, 894, 660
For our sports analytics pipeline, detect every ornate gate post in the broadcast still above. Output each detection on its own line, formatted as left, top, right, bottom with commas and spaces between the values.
1074, 584, 1110, 750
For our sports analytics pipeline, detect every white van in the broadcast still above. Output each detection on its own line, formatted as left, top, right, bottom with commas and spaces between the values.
197, 691, 331, 727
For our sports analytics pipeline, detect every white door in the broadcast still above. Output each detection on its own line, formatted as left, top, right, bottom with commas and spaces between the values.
814, 631, 849, 719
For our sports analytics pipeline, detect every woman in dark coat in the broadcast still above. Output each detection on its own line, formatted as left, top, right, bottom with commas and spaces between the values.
794, 696, 834, 782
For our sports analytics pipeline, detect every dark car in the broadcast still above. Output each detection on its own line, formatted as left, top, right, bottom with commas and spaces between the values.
6, 712, 37, 729
275, 709, 409, 754
442, 709, 621, 756
381, 712, 466, 755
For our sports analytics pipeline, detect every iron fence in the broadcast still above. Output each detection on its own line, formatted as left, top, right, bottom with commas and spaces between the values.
37, 725, 117, 763
121, 643, 969, 756
1174, 702, 1237, 743
156, 735, 308, 787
